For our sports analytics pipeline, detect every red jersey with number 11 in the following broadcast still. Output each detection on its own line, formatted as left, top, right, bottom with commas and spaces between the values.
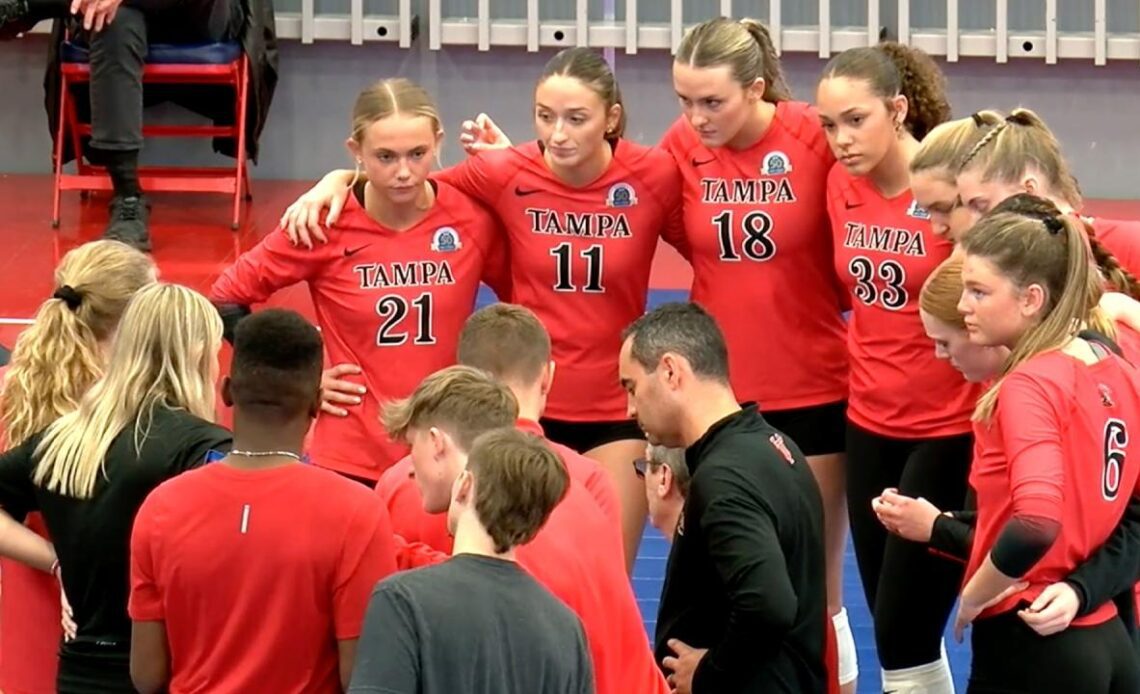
436, 141, 684, 421
660, 102, 848, 411
828, 166, 977, 438
210, 183, 507, 480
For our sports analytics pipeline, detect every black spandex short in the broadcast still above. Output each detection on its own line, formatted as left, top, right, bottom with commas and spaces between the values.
761, 400, 848, 457
539, 417, 645, 455
968, 607, 1140, 693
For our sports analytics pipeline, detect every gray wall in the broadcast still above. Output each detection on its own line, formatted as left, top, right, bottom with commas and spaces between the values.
1, 6, 1139, 198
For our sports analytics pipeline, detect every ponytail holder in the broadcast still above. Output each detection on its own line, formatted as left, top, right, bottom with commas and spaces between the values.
970, 112, 985, 127
52, 285, 82, 311
1042, 216, 1065, 236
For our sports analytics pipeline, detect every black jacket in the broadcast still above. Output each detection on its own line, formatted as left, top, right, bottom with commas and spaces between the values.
654, 405, 828, 693
43, 0, 278, 165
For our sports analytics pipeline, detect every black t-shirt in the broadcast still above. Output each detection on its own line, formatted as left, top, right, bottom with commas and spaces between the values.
654, 405, 828, 694
0, 406, 231, 688
349, 553, 594, 694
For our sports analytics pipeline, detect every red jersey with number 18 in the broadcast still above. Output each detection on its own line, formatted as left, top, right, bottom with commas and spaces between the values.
435, 141, 684, 421
660, 102, 848, 411
827, 165, 977, 438
967, 349, 1140, 624
210, 182, 507, 480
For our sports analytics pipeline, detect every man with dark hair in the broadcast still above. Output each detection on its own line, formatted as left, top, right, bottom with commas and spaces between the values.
127, 309, 397, 693
619, 302, 828, 694
349, 428, 593, 694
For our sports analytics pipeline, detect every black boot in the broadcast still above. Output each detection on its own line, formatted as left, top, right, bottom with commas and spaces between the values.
104, 195, 152, 252
0, 0, 37, 39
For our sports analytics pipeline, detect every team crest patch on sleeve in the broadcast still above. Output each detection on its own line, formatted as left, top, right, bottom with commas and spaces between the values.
606, 182, 638, 208
906, 199, 932, 220
430, 227, 461, 252
769, 433, 795, 464
761, 151, 792, 176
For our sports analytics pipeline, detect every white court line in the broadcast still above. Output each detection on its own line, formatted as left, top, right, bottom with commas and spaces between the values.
0, 318, 34, 326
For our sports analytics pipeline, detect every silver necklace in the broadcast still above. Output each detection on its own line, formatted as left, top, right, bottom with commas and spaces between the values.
229, 449, 303, 461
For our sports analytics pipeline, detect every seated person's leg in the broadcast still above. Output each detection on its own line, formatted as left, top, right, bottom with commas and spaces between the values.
86, 5, 150, 251
0, 0, 66, 40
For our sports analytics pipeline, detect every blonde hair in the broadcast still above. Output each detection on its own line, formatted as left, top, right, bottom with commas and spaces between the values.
1, 241, 155, 446
958, 108, 1082, 208
382, 365, 519, 451
32, 284, 223, 498
919, 257, 967, 329
910, 111, 1003, 180
351, 78, 443, 144
961, 213, 1100, 421
675, 17, 792, 102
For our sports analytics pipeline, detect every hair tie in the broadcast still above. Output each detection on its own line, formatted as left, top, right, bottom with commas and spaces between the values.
52, 285, 82, 311
970, 112, 984, 127
1042, 216, 1065, 236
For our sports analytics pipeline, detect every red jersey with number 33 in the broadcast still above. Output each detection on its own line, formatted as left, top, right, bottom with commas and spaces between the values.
436, 141, 684, 421
967, 349, 1140, 624
827, 166, 977, 438
210, 183, 507, 479
660, 103, 848, 411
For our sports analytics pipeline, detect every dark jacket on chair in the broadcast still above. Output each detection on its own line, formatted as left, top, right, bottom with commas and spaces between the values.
42, 0, 278, 165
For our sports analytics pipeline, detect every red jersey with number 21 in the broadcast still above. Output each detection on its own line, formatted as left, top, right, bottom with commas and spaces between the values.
436, 141, 684, 421
660, 102, 848, 411
210, 183, 506, 480
828, 166, 976, 438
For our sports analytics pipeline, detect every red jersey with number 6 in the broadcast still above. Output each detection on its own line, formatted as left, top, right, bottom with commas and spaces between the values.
967, 349, 1140, 624
210, 182, 508, 480
435, 141, 685, 422
827, 165, 977, 438
660, 103, 848, 411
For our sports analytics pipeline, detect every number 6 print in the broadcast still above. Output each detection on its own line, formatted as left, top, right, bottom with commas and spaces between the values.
1103, 418, 1128, 502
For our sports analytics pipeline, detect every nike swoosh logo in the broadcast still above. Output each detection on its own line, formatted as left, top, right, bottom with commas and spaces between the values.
845, 201, 863, 210
691, 157, 715, 167
344, 245, 370, 257
514, 186, 542, 196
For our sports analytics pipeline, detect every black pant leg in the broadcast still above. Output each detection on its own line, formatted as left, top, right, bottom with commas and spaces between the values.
86, 5, 147, 153
873, 433, 972, 669
844, 421, 906, 613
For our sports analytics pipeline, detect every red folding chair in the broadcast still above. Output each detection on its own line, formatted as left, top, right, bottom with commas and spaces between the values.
52, 39, 250, 230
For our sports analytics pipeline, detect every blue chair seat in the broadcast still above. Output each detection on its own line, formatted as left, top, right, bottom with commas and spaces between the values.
61, 40, 242, 65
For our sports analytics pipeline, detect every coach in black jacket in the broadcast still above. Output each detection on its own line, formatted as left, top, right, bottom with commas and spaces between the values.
619, 302, 828, 694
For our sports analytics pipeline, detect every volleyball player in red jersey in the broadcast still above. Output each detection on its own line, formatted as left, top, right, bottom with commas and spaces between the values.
816, 43, 972, 694
381, 366, 671, 694
910, 108, 1140, 280
376, 303, 622, 555
954, 211, 1140, 692
662, 18, 858, 688
280, 49, 686, 571
210, 79, 509, 483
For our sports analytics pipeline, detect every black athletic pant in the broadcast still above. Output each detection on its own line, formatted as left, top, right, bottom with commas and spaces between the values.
968, 608, 1140, 693
846, 421, 972, 670
79, 0, 243, 153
